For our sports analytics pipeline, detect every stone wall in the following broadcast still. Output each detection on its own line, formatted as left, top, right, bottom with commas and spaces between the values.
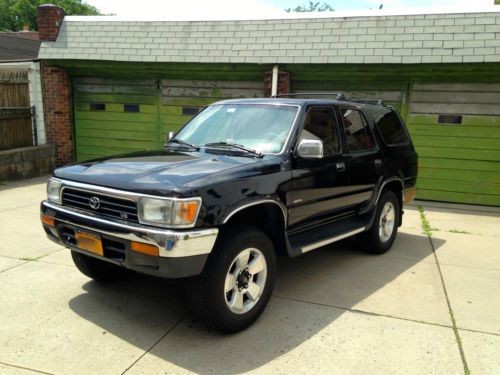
0, 145, 54, 181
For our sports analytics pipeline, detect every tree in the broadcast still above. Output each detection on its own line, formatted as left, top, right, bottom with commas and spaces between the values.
0, 0, 101, 32
285, 1, 334, 12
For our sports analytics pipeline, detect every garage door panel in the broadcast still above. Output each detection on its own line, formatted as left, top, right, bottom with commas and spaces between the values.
420, 157, 500, 172
412, 135, 500, 151
408, 124, 500, 139
75, 145, 145, 159
408, 114, 500, 127
417, 178, 500, 196
162, 79, 263, 90
75, 93, 156, 105
416, 189, 500, 206
162, 97, 218, 106
160, 114, 192, 126
75, 102, 157, 114
77, 128, 155, 141
413, 83, 500, 92
412, 91, 500, 105
416, 146, 500, 162
411, 103, 500, 116
160, 105, 206, 115
75, 111, 157, 123
75, 119, 155, 132
420, 167, 500, 184
76, 137, 154, 149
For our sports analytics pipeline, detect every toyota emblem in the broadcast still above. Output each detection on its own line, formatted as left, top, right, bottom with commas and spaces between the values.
89, 196, 100, 210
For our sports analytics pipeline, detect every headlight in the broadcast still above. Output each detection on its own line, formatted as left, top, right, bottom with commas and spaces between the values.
47, 179, 62, 204
139, 197, 173, 226
138, 197, 201, 227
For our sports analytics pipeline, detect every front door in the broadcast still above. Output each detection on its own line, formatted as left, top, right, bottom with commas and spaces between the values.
288, 105, 351, 228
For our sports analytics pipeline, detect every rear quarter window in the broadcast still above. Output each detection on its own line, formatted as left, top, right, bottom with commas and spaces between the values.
374, 109, 410, 145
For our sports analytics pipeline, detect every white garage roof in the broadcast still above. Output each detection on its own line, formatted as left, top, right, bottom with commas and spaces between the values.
38, 8, 500, 64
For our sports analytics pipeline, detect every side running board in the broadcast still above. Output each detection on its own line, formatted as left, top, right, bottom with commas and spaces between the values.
286, 216, 369, 257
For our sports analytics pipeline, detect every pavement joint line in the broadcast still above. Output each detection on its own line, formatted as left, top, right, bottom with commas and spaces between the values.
418, 206, 470, 375
120, 310, 190, 375
0, 248, 63, 262
0, 202, 40, 213
0, 360, 55, 375
457, 326, 500, 338
0, 260, 30, 274
36, 260, 75, 268
436, 261, 500, 273
272, 295, 455, 331
378, 253, 436, 265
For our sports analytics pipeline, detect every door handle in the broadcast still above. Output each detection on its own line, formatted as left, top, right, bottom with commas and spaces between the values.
374, 159, 383, 166
336, 162, 346, 172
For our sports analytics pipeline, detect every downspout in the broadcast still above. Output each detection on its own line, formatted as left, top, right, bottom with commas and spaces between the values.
271, 65, 279, 97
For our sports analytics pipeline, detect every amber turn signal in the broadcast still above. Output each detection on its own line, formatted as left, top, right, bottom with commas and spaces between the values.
174, 201, 199, 225
40, 214, 55, 227
130, 241, 159, 257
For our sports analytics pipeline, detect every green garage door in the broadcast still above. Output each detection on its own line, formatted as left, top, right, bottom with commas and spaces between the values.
73, 78, 263, 161
73, 78, 159, 161
407, 83, 500, 206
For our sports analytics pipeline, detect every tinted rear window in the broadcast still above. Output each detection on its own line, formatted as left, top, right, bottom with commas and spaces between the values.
374, 110, 409, 145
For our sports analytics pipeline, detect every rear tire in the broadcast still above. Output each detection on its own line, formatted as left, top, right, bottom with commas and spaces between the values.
188, 225, 276, 333
71, 250, 130, 282
359, 190, 400, 254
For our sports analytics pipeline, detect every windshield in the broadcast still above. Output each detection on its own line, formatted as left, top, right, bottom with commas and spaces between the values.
174, 104, 299, 154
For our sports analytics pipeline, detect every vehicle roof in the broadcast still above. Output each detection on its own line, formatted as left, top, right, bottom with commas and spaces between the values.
211, 97, 390, 110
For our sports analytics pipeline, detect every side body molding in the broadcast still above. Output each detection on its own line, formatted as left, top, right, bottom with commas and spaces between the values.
222, 199, 288, 227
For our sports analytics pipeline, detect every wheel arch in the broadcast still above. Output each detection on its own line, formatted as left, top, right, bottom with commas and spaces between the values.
376, 177, 404, 226
221, 200, 288, 256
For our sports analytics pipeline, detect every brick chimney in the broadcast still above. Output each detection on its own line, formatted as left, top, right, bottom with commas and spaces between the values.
37, 4, 65, 41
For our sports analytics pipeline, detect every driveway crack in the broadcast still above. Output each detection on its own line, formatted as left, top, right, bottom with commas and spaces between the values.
418, 206, 470, 375
120, 310, 190, 374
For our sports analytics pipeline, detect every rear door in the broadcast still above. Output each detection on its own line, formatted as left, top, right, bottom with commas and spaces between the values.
338, 106, 383, 209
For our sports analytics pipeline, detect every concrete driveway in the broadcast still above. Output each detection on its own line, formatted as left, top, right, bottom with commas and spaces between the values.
0, 177, 499, 375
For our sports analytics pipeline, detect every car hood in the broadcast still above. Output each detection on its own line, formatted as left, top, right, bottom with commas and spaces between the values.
53, 150, 276, 195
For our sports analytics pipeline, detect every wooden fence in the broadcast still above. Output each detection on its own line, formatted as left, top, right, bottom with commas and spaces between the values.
0, 69, 34, 151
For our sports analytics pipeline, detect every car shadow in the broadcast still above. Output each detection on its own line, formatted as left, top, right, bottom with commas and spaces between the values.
68, 231, 445, 374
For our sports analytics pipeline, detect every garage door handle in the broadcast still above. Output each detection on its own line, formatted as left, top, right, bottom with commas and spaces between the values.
336, 162, 346, 172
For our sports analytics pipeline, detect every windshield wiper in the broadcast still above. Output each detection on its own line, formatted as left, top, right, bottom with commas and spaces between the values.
204, 142, 263, 158
166, 139, 200, 151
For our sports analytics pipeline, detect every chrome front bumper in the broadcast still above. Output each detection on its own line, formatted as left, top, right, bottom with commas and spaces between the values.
41, 200, 218, 258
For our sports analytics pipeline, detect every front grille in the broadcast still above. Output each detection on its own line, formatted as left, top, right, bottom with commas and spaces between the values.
61, 187, 139, 223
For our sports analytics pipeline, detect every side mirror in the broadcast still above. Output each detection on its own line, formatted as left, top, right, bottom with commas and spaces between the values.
167, 131, 176, 140
297, 139, 323, 159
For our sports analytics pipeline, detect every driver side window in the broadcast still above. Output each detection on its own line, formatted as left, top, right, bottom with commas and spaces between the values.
299, 107, 340, 157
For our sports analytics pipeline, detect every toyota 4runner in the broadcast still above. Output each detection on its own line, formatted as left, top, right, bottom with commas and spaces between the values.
41, 97, 418, 333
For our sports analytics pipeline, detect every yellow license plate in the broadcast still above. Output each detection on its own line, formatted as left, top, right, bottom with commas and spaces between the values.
76, 231, 103, 256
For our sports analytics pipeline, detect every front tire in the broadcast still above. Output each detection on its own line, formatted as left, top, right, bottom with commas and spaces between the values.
359, 190, 400, 254
71, 251, 131, 282
188, 225, 276, 333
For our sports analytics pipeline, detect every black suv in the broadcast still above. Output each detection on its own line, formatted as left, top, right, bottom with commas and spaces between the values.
41, 97, 418, 333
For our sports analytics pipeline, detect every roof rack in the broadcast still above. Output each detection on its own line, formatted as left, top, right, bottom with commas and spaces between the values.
274, 92, 347, 100
346, 99, 386, 106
